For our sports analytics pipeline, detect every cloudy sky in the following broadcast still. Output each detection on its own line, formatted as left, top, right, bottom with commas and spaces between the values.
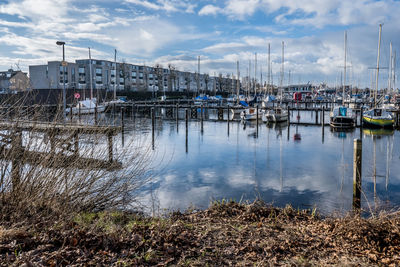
0, 0, 399, 88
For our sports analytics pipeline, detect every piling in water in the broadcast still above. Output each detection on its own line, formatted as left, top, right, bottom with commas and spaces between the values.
151, 108, 155, 150
185, 108, 189, 153
353, 139, 362, 212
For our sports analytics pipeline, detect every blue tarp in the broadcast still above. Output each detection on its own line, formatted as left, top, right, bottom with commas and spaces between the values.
239, 101, 249, 107
195, 95, 208, 100
266, 95, 276, 102
339, 107, 347, 116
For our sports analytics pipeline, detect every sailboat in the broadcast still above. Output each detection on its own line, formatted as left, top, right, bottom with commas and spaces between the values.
262, 41, 288, 123
362, 24, 394, 128
67, 48, 106, 115
330, 31, 356, 128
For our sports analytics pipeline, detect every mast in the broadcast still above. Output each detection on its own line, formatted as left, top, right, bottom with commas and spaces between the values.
388, 42, 392, 94
236, 61, 240, 104
88, 47, 93, 100
248, 60, 251, 97
254, 52, 257, 95
280, 41, 284, 105
394, 51, 397, 92
260, 65, 263, 94
197, 56, 200, 95
267, 43, 271, 95
343, 31, 347, 105
114, 49, 117, 100
375, 24, 382, 106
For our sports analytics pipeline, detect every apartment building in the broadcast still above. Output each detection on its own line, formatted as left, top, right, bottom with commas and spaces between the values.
29, 59, 239, 94
0, 69, 29, 92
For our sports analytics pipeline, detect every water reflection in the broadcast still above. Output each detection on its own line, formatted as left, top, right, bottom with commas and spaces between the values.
120, 113, 400, 215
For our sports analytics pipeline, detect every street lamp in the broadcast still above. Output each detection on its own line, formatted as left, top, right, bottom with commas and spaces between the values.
56, 41, 66, 123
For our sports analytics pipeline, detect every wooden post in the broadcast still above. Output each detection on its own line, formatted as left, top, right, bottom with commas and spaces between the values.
69, 105, 73, 120
315, 108, 318, 124
353, 139, 362, 212
11, 130, 22, 192
201, 104, 204, 134
151, 107, 155, 150
78, 103, 81, 119
227, 105, 230, 136
95, 102, 98, 125
287, 107, 290, 125
176, 103, 179, 132
131, 103, 135, 121
108, 132, 113, 163
322, 106, 325, 126
121, 108, 125, 147
185, 108, 189, 153
74, 131, 79, 156
121, 107, 124, 130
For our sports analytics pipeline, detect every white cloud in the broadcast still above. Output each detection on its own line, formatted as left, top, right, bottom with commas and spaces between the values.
198, 4, 221, 16
124, 0, 196, 13
198, 0, 400, 27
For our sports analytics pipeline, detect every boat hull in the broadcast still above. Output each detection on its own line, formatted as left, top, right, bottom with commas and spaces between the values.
67, 105, 106, 115
362, 116, 394, 128
329, 116, 355, 128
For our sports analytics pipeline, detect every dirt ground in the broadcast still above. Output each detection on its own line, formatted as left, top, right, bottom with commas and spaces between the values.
1, 201, 399, 266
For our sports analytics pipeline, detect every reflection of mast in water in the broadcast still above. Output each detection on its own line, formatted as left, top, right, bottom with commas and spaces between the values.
385, 135, 393, 191
254, 134, 259, 193
236, 122, 240, 165
279, 127, 283, 192
266, 125, 270, 168
340, 138, 345, 193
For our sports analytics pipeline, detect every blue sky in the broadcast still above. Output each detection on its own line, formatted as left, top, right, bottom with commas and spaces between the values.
0, 0, 400, 88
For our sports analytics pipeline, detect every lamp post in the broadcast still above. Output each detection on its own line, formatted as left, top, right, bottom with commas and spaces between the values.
56, 41, 66, 123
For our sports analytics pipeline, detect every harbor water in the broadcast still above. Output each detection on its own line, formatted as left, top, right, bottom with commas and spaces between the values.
111, 109, 400, 216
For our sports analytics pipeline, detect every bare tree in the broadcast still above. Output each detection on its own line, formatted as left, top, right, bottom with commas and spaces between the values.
0, 96, 154, 221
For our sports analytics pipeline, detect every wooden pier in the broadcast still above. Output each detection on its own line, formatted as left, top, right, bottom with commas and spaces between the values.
0, 120, 122, 190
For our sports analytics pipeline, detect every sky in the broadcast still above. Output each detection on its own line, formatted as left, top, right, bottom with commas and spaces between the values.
0, 0, 400, 89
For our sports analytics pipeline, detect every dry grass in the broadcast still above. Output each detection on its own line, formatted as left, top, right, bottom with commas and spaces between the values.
0, 93, 153, 223
0, 201, 399, 266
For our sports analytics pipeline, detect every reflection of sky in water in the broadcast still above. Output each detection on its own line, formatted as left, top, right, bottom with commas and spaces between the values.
122, 115, 400, 215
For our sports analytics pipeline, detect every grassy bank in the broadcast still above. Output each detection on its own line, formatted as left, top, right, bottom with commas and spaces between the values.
0, 201, 399, 266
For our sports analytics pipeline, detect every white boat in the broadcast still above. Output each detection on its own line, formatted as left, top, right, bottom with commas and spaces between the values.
261, 95, 276, 108
66, 98, 106, 115
240, 107, 262, 121
330, 31, 356, 129
262, 107, 288, 123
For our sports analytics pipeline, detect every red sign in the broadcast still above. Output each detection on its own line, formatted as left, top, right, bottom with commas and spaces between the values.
74, 93, 81, 99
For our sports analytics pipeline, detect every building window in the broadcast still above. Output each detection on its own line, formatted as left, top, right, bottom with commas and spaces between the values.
111, 69, 116, 77
96, 68, 102, 76
96, 76, 102, 84
71, 68, 75, 83
119, 77, 124, 85
79, 67, 85, 74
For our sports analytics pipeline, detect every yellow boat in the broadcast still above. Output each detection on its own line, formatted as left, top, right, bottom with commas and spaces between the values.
362, 108, 394, 128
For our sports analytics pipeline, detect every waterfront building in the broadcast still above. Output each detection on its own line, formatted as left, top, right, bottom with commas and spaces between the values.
29, 59, 239, 95
283, 84, 313, 95
0, 69, 29, 93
